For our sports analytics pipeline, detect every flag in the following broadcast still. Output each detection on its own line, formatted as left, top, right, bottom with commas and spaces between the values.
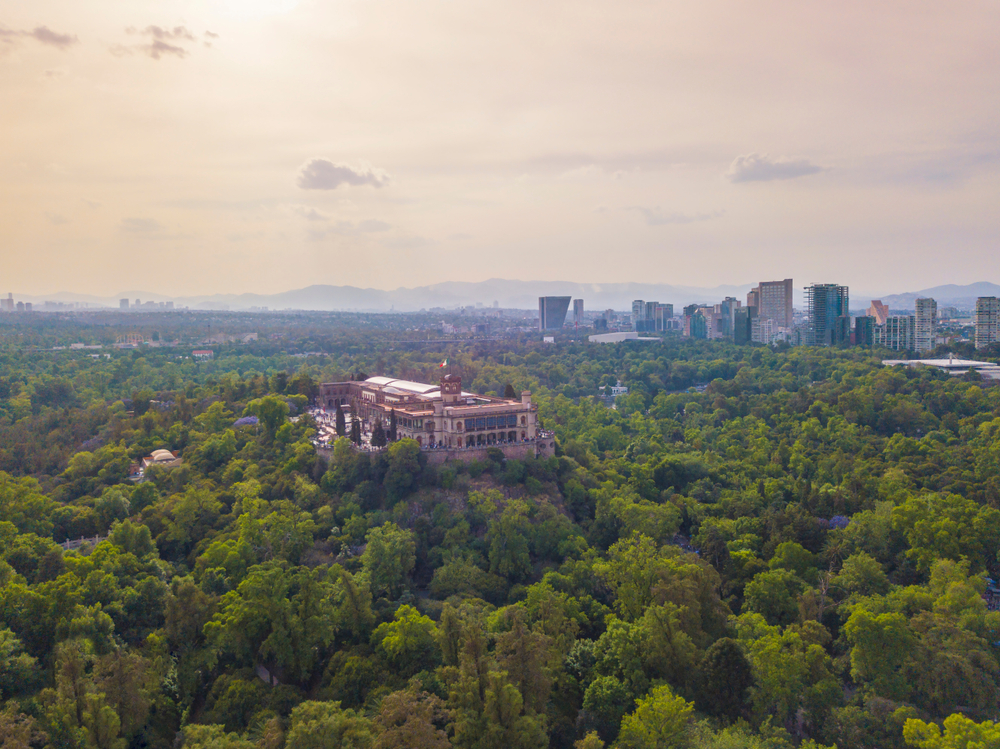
439, 358, 448, 367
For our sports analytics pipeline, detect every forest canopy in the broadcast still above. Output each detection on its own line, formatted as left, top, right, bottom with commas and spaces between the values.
2, 321, 1000, 749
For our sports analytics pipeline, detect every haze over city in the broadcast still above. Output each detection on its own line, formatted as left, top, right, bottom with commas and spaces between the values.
3, 0, 999, 297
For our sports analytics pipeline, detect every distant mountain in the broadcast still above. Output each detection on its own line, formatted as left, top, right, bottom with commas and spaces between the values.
13, 279, 998, 313
15, 279, 758, 312
877, 282, 1000, 311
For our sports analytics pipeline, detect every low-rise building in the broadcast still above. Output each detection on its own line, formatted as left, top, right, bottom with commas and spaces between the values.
141, 449, 183, 471
882, 356, 1000, 382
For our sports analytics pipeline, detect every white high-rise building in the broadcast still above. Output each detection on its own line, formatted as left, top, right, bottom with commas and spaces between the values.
914, 298, 937, 353
876, 316, 915, 351
631, 300, 645, 321
976, 297, 1000, 349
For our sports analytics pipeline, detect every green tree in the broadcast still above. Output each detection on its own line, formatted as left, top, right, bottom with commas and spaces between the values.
616, 685, 693, 749
362, 523, 416, 600
494, 608, 553, 715
582, 676, 632, 743
205, 565, 335, 683
0, 627, 37, 698
742, 569, 804, 627
488, 501, 533, 582
93, 648, 154, 740
371, 419, 387, 448
182, 724, 258, 749
285, 701, 375, 749
903, 714, 1000, 748
891, 492, 1000, 573
244, 396, 290, 436
695, 637, 753, 721
371, 604, 439, 675
373, 684, 451, 749
336, 402, 346, 437
384, 440, 423, 502
843, 608, 914, 701
834, 552, 890, 597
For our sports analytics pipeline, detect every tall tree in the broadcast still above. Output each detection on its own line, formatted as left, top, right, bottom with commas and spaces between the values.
373, 685, 451, 749
349, 400, 362, 445
371, 419, 387, 448
388, 409, 397, 441
335, 402, 346, 437
504, 383, 517, 399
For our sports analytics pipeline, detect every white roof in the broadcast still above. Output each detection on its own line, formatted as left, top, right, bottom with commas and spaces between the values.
883, 358, 1000, 369
365, 377, 439, 395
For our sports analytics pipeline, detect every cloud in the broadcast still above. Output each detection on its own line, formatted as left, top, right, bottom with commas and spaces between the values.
143, 39, 188, 59
112, 39, 188, 59
448, 233, 472, 240
30, 27, 79, 48
726, 153, 824, 183
296, 159, 388, 190
113, 26, 204, 59
120, 217, 161, 232
45, 212, 69, 225
127, 25, 195, 41
0, 25, 78, 50
629, 207, 724, 226
357, 219, 391, 232
204, 31, 219, 39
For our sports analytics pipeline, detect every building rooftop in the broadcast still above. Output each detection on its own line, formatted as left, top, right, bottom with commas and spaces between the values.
882, 357, 1000, 380
882, 357, 999, 369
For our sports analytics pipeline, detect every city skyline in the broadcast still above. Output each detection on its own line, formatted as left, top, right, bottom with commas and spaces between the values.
3, 1, 999, 296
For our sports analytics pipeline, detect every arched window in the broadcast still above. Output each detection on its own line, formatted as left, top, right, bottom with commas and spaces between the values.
520, 415, 526, 425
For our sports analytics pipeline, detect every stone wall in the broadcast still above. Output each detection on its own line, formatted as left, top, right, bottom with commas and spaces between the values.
315, 437, 556, 466
421, 438, 556, 466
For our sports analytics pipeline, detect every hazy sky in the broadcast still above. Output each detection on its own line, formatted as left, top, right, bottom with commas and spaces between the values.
3, 0, 999, 297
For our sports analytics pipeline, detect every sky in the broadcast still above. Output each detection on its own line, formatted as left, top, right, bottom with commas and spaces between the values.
2, 0, 999, 297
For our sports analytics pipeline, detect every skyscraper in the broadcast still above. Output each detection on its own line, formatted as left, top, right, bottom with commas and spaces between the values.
855, 316, 875, 346
654, 303, 673, 332
538, 296, 572, 331
975, 297, 1000, 349
751, 279, 793, 328
747, 279, 793, 343
573, 299, 584, 326
734, 306, 756, 345
914, 298, 937, 353
804, 284, 850, 346
876, 316, 915, 351
632, 300, 645, 322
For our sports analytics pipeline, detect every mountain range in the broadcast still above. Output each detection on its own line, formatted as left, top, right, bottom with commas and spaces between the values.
11, 279, 1000, 313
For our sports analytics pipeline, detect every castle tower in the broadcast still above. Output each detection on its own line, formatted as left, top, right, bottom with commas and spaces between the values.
441, 374, 462, 404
